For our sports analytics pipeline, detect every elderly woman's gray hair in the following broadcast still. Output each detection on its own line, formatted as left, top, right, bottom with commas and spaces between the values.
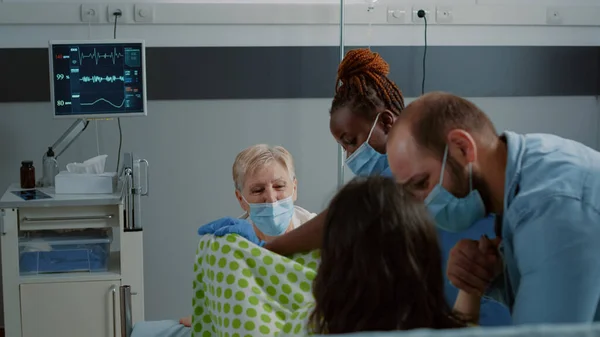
232, 144, 296, 191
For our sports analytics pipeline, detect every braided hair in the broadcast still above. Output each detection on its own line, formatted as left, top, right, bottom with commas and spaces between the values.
331, 49, 405, 118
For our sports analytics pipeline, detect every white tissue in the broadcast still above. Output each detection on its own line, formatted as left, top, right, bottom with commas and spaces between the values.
66, 154, 108, 174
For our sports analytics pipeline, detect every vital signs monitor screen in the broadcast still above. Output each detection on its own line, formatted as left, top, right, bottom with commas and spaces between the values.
49, 40, 147, 119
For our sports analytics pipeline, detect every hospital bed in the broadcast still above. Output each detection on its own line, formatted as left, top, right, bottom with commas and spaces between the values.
131, 321, 600, 337
131, 320, 190, 337
130, 220, 599, 337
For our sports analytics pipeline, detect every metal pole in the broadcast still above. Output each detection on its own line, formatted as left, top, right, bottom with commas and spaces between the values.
120, 285, 133, 337
337, 0, 346, 188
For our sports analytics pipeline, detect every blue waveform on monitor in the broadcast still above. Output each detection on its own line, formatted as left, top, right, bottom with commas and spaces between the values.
79, 75, 125, 83
78, 48, 125, 65
80, 97, 126, 108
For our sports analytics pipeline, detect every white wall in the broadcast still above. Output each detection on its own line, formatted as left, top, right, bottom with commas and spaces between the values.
1, 0, 600, 325
3, 0, 600, 48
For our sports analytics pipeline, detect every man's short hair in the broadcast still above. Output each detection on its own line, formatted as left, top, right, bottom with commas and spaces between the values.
408, 92, 497, 158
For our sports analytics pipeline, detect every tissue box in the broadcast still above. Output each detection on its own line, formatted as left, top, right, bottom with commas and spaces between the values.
55, 171, 118, 194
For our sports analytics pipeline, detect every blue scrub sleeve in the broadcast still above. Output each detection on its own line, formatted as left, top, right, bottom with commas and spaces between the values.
511, 196, 600, 324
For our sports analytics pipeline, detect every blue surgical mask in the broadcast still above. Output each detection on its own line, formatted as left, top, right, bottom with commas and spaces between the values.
345, 113, 389, 176
244, 196, 295, 236
425, 145, 485, 233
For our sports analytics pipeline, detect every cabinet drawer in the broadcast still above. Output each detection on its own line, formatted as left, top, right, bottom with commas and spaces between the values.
19, 205, 119, 231
20, 281, 122, 337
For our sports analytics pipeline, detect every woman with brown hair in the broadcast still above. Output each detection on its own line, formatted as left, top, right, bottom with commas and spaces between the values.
309, 176, 481, 333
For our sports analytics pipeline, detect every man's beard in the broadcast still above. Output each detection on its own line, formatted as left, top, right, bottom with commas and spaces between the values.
446, 156, 491, 214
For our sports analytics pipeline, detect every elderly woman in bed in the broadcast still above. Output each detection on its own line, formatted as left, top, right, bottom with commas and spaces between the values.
180, 144, 316, 327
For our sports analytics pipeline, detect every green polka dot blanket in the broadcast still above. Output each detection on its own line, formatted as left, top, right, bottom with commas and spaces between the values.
192, 234, 320, 337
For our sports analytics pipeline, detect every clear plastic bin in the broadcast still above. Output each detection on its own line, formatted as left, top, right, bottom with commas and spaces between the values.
19, 231, 112, 275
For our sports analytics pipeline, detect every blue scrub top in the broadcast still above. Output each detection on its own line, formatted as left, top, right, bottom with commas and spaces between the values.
380, 167, 511, 326
488, 132, 600, 324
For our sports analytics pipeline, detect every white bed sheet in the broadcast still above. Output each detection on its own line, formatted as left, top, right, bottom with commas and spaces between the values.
131, 320, 191, 337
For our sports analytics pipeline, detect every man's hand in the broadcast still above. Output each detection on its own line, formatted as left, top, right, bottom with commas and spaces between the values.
447, 236, 502, 295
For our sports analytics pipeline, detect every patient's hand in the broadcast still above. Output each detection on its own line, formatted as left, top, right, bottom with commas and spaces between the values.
447, 236, 502, 295
453, 290, 481, 323
179, 315, 192, 327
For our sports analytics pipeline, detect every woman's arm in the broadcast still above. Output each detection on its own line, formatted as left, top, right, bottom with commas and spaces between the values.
453, 290, 481, 324
263, 209, 327, 255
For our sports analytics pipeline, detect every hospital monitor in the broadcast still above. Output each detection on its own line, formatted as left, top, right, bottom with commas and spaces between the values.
49, 39, 147, 119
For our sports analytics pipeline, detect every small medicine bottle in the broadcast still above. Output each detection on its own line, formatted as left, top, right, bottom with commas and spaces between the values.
20, 161, 36, 189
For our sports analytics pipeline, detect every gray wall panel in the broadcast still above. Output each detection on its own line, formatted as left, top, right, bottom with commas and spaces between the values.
376, 46, 599, 97
147, 47, 339, 100
0, 46, 597, 103
0, 48, 50, 103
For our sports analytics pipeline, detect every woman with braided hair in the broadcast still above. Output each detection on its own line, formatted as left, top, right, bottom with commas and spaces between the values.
198, 48, 511, 327
328, 48, 404, 177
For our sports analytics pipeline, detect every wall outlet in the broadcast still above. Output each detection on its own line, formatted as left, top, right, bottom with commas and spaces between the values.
546, 7, 562, 25
108, 5, 130, 23
436, 6, 453, 24
387, 7, 406, 24
412, 6, 434, 24
134, 4, 154, 23
81, 4, 100, 23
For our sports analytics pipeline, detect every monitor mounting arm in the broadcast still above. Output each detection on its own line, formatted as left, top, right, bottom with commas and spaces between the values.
49, 118, 90, 159
40, 118, 89, 186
